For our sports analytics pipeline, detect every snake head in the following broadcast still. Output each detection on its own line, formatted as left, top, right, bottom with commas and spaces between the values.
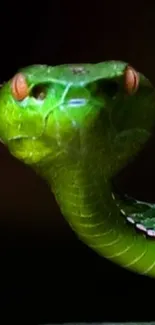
0, 62, 152, 166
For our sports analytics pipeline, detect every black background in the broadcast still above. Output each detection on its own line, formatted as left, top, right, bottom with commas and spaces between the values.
0, 1, 155, 324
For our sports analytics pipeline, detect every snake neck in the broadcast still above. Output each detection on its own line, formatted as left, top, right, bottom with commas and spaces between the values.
35, 121, 121, 244
33, 118, 155, 277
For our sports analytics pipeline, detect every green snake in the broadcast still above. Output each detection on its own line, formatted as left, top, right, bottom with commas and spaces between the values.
1, 60, 155, 277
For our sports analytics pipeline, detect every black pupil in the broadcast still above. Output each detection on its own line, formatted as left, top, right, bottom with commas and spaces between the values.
31, 84, 46, 100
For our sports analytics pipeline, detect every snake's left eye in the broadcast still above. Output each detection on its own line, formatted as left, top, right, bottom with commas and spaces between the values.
11, 73, 29, 101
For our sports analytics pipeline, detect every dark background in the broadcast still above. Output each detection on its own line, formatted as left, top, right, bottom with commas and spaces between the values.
0, 1, 155, 324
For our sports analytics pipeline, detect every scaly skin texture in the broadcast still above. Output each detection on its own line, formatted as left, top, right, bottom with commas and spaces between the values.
1, 61, 155, 277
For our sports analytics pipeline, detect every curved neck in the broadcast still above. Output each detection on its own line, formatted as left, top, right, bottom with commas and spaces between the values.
34, 120, 155, 278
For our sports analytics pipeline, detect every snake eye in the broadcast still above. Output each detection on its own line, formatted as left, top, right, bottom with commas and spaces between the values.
31, 84, 47, 100
11, 73, 29, 101
124, 66, 139, 95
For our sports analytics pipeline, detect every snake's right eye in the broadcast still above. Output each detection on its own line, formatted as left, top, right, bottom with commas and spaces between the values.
31, 84, 47, 100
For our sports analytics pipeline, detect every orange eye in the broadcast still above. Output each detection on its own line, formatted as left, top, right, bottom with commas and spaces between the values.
124, 65, 139, 95
11, 73, 29, 100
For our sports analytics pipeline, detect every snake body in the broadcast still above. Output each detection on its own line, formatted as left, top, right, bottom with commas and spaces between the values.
1, 61, 155, 277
